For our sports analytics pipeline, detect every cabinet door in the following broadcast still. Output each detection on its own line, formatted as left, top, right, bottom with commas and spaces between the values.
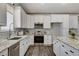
0, 4, 6, 26
21, 8, 27, 28
14, 7, 21, 28
53, 41, 61, 56
44, 35, 52, 45
60, 46, 70, 56
26, 15, 31, 28
30, 15, 34, 28
44, 15, 51, 28
33, 15, 44, 23
29, 35, 34, 45
20, 39, 25, 56
61, 42, 79, 56
14, 6, 27, 28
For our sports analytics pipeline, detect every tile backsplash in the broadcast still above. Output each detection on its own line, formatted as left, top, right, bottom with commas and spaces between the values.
15, 28, 51, 35
0, 32, 9, 39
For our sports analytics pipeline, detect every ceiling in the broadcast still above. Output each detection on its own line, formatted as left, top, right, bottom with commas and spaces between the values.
20, 3, 79, 14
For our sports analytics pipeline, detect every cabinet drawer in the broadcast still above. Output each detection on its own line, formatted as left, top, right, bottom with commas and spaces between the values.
60, 46, 71, 56
60, 42, 79, 56
0, 49, 8, 56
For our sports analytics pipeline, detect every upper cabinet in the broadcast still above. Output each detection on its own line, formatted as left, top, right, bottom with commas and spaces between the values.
43, 15, 51, 28
0, 4, 6, 26
33, 15, 44, 23
33, 15, 51, 28
69, 15, 78, 29
14, 6, 27, 28
26, 15, 34, 28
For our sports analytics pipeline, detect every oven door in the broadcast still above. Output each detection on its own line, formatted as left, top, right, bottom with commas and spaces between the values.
34, 36, 44, 43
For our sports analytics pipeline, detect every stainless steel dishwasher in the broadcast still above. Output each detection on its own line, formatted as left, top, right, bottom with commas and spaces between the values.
8, 42, 19, 56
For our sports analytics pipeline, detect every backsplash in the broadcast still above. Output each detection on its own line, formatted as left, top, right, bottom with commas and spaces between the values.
0, 31, 16, 39
15, 28, 51, 35
0, 31, 9, 39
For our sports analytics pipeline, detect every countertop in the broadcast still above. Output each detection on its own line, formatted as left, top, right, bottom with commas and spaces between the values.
0, 35, 27, 52
57, 36, 79, 51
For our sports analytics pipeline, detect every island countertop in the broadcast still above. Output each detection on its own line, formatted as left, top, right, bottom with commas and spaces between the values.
57, 36, 79, 51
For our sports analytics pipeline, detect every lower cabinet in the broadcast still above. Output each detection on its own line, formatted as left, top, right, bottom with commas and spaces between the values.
20, 37, 30, 56
53, 39, 79, 56
60, 42, 79, 56
0, 49, 8, 56
60, 45, 71, 56
29, 35, 34, 45
44, 35, 52, 45
53, 41, 61, 56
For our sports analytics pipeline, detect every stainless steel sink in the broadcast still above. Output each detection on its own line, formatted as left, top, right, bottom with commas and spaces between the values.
10, 37, 22, 40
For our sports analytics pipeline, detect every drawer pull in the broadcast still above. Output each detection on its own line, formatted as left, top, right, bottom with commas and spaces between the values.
70, 50, 74, 53
62, 45, 64, 47
2, 55, 5, 56
65, 52, 68, 54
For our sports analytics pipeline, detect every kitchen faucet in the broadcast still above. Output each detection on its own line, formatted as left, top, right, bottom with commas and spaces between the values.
8, 23, 13, 39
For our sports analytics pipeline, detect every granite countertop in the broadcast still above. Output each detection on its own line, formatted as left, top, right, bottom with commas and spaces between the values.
0, 35, 27, 52
57, 36, 79, 50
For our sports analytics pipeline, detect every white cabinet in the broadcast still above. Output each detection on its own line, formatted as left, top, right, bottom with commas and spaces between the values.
19, 36, 33, 56
53, 39, 79, 56
14, 6, 27, 28
0, 4, 6, 26
53, 39, 62, 56
44, 35, 52, 45
33, 15, 50, 28
0, 49, 8, 56
43, 15, 51, 28
33, 15, 44, 23
29, 35, 34, 45
26, 15, 31, 28
60, 42, 79, 56
20, 37, 29, 56
53, 39, 70, 56
69, 15, 78, 29
30, 15, 34, 28
51, 14, 66, 22
26, 15, 34, 28
60, 46, 70, 56
20, 39, 25, 56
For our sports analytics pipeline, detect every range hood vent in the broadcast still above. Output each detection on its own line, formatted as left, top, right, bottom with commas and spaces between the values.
34, 23, 43, 29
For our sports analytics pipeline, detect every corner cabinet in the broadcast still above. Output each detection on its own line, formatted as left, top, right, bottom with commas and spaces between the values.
14, 6, 27, 28
0, 4, 6, 26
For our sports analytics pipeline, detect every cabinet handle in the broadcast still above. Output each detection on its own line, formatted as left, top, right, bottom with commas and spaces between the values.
65, 52, 68, 55
70, 50, 74, 53
62, 45, 64, 47
2, 55, 5, 56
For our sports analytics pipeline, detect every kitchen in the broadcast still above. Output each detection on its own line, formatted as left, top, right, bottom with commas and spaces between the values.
0, 3, 79, 56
